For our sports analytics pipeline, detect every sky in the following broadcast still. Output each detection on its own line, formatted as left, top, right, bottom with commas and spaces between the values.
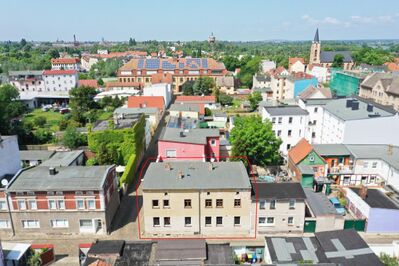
1, 0, 399, 42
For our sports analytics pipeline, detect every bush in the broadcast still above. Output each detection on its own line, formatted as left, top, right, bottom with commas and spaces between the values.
219, 94, 233, 106
86, 158, 98, 166
33, 128, 53, 144
204, 107, 212, 116
33, 116, 47, 127
62, 126, 86, 149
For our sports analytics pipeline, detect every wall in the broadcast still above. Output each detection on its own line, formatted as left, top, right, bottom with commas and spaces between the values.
0, 136, 21, 177
320, 111, 345, 144
293, 78, 318, 97
43, 73, 78, 93
298, 100, 325, 144
330, 72, 361, 96
367, 208, 399, 233
158, 141, 206, 160
143, 84, 172, 108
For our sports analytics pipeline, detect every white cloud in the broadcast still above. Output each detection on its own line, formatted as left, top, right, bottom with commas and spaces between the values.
351, 15, 396, 24
302, 15, 342, 26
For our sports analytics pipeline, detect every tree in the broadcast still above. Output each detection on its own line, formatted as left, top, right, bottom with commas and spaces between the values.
248, 91, 263, 111
230, 115, 282, 166
332, 54, 344, 68
63, 126, 86, 149
69, 86, 98, 124
193, 77, 215, 95
218, 94, 233, 106
204, 107, 212, 116
182, 80, 195, 95
129, 38, 136, 46
223, 56, 241, 71
33, 116, 47, 127
380, 253, 399, 266
0, 84, 26, 134
20, 38, 27, 47
27, 250, 42, 266
33, 128, 53, 144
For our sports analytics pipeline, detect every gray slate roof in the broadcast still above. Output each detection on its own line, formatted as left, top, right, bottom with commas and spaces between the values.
41, 150, 84, 167
351, 188, 399, 210
8, 70, 43, 76
169, 103, 200, 112
346, 144, 399, 171
320, 51, 353, 63
361, 72, 399, 96
301, 98, 333, 106
114, 107, 158, 115
304, 188, 337, 216
8, 165, 113, 192
264, 106, 309, 116
254, 75, 271, 82
156, 240, 206, 263
160, 127, 219, 145
142, 162, 251, 190
19, 150, 55, 161
255, 182, 306, 199
324, 98, 395, 121
313, 144, 351, 157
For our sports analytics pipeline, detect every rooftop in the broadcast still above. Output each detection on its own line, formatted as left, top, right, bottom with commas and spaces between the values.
8, 70, 43, 76
175, 95, 216, 104
142, 162, 251, 191
300, 98, 333, 106
346, 144, 399, 171
169, 103, 201, 113
41, 150, 84, 167
288, 138, 313, 165
114, 107, 159, 116
255, 182, 306, 199
313, 144, 351, 157
43, 69, 77, 75
263, 106, 309, 116
19, 150, 55, 162
320, 51, 353, 63
204, 244, 235, 265
298, 86, 332, 100
304, 188, 337, 216
351, 188, 399, 210
361, 72, 399, 96
8, 165, 113, 192
127, 96, 165, 110
324, 98, 395, 121
80, 79, 99, 88
160, 127, 219, 145
156, 239, 206, 264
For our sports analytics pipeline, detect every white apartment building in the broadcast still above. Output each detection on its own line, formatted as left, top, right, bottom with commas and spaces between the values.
143, 83, 172, 108
8, 71, 46, 94
270, 71, 292, 100
307, 65, 329, 83
261, 60, 276, 73
261, 105, 309, 155
51, 58, 80, 71
43, 70, 78, 93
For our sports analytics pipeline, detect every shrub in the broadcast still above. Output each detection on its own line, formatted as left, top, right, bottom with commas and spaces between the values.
34, 116, 47, 127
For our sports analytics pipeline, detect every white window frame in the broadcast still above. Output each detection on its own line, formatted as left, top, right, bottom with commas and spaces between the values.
289, 199, 296, 209
50, 219, 69, 228
184, 217, 192, 227
259, 200, 266, 210
49, 199, 57, 210
266, 217, 275, 226
87, 199, 96, 210
17, 200, 26, 210
288, 216, 294, 225
0, 200, 7, 210
259, 217, 266, 226
28, 200, 37, 210
0, 219, 10, 228
153, 217, 160, 227
79, 219, 94, 229
234, 216, 241, 226
22, 219, 40, 229
57, 199, 65, 210
165, 149, 176, 158
210, 139, 216, 146
76, 199, 85, 210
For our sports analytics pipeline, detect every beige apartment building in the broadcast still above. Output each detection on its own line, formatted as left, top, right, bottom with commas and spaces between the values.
142, 161, 252, 237
359, 73, 399, 111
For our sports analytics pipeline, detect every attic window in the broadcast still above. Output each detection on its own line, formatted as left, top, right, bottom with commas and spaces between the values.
309, 155, 315, 162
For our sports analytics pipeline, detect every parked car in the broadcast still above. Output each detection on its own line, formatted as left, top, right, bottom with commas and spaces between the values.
329, 197, 346, 215
60, 108, 70, 114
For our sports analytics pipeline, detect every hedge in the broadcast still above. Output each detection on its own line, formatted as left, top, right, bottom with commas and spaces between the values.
120, 154, 137, 185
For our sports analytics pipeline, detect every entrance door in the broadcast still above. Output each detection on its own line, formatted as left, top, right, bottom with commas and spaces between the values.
304, 220, 317, 233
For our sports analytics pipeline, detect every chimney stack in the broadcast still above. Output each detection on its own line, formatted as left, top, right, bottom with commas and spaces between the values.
346, 99, 353, 108
388, 144, 393, 155
359, 186, 368, 200
49, 167, 57, 175
178, 170, 184, 179
208, 162, 214, 171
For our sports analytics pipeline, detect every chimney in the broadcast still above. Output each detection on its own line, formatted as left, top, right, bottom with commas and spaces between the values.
178, 170, 184, 179
164, 163, 171, 171
351, 100, 359, 110
346, 99, 353, 108
49, 167, 57, 175
359, 186, 368, 200
180, 131, 185, 138
367, 103, 374, 112
388, 144, 393, 155
208, 162, 214, 171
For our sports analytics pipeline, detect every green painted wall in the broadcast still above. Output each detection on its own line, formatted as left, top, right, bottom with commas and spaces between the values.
330, 71, 362, 97
301, 151, 324, 166
301, 175, 314, 188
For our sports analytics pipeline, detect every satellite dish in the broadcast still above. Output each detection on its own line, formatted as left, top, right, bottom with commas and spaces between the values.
1, 179, 9, 187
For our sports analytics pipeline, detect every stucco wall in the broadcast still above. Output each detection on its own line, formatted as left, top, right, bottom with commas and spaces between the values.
158, 141, 206, 160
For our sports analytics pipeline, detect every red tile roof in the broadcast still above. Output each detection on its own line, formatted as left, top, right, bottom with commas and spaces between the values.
175, 95, 216, 103
43, 70, 77, 75
289, 57, 305, 67
288, 138, 313, 165
151, 73, 173, 84
105, 81, 143, 90
385, 62, 399, 72
127, 96, 165, 110
80, 79, 98, 88
51, 58, 80, 64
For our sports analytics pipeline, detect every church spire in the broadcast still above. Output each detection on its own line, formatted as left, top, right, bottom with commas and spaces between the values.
313, 28, 320, 43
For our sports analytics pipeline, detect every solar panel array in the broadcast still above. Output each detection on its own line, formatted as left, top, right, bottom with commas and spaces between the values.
134, 58, 213, 71
137, 59, 144, 69
202, 59, 208, 68
162, 61, 176, 70
145, 59, 160, 69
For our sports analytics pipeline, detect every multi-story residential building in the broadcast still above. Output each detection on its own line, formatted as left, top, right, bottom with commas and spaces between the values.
269, 68, 290, 100
51, 58, 80, 71
169, 103, 203, 119
306, 64, 329, 83
320, 98, 398, 144
117, 58, 228, 93
216, 76, 235, 95
309, 29, 354, 70
285, 72, 318, 97
43, 69, 78, 94
261, 105, 309, 155
127, 96, 165, 113
260, 60, 276, 73
3, 165, 119, 235
254, 182, 306, 234
252, 74, 271, 90
8, 71, 46, 95
0, 136, 21, 179
288, 57, 305, 73
143, 83, 172, 108
141, 161, 252, 237
359, 73, 399, 111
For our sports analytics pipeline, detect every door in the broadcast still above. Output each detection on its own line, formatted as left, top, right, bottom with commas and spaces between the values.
344, 220, 366, 231
304, 220, 316, 233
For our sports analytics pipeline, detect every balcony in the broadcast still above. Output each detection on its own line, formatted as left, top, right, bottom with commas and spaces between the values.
328, 165, 354, 175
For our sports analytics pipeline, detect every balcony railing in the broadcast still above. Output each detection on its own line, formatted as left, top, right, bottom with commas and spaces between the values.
328, 165, 354, 174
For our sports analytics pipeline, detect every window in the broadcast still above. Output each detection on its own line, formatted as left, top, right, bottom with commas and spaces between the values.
271, 117, 276, 124
363, 162, 369, 168
184, 199, 192, 208
278, 117, 282, 124
17, 200, 26, 210
289, 199, 296, 209
309, 155, 315, 162
87, 199, 95, 210
49, 200, 56, 210
205, 216, 212, 226
51, 219, 69, 228
216, 199, 223, 208
267, 217, 275, 225
259, 200, 266, 210
165, 150, 176, 158
312, 132, 316, 138
288, 117, 293, 124
28, 200, 37, 210
185, 217, 192, 226
314, 107, 318, 113
205, 199, 212, 208
288, 130, 292, 137
164, 217, 171, 226
287, 144, 291, 150
57, 200, 65, 210
153, 217, 160, 227
277, 130, 281, 137
288, 217, 294, 225
234, 199, 241, 207
372, 162, 378, 168
0, 219, 10, 228
76, 199, 85, 210
234, 216, 241, 226
259, 217, 266, 225
80, 219, 93, 228
163, 200, 170, 208
0, 201, 7, 210
152, 200, 159, 208
216, 216, 223, 226
22, 219, 40, 228
211, 139, 216, 146
270, 200, 276, 210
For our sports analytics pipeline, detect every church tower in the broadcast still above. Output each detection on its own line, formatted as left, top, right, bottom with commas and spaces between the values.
310, 28, 321, 64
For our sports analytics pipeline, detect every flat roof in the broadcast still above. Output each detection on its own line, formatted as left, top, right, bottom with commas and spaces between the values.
351, 188, 399, 210
313, 144, 351, 157
255, 182, 306, 199
156, 239, 206, 263
324, 98, 394, 121
142, 162, 251, 191
205, 244, 235, 265
19, 150, 55, 161
160, 127, 219, 145
263, 106, 309, 116
169, 103, 200, 112
8, 165, 113, 192
346, 144, 399, 171
41, 150, 84, 167
114, 107, 159, 115
304, 188, 337, 216
301, 98, 333, 106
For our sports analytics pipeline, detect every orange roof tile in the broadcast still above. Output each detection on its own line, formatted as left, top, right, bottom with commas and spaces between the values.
288, 138, 313, 165
51, 58, 80, 64
289, 57, 305, 67
43, 70, 77, 75
175, 95, 216, 103
385, 62, 399, 71
151, 73, 173, 84
127, 96, 165, 110
80, 79, 98, 88
105, 81, 143, 89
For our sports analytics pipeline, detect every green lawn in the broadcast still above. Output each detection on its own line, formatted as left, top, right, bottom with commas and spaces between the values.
97, 111, 113, 120
23, 109, 64, 131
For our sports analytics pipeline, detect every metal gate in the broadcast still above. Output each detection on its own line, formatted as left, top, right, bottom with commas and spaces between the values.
344, 220, 366, 231
304, 220, 317, 233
